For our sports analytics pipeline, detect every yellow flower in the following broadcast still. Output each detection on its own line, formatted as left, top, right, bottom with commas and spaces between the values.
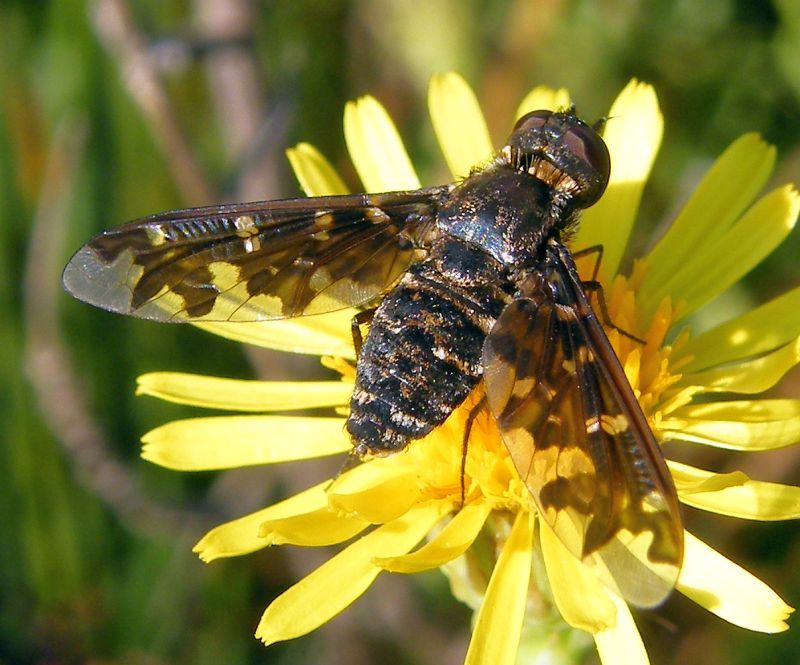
138, 73, 799, 664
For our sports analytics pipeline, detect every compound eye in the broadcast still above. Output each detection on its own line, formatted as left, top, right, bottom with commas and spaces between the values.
512, 109, 553, 133
564, 122, 610, 181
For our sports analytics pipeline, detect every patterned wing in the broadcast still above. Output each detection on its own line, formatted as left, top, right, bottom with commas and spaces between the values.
482, 242, 683, 608
63, 187, 448, 322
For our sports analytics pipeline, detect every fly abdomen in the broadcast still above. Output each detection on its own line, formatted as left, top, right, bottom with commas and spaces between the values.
347, 238, 508, 456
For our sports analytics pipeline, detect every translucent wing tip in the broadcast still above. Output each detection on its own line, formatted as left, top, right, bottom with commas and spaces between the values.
62, 244, 141, 317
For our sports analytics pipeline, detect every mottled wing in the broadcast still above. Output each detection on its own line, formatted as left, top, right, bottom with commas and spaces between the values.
63, 187, 448, 322
482, 243, 683, 608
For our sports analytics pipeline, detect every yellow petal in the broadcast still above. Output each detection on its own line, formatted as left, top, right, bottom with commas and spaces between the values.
256, 501, 449, 645
327, 458, 424, 523
670, 463, 750, 493
676, 284, 800, 372
660, 399, 800, 451
428, 72, 493, 178
141, 416, 350, 470
539, 519, 617, 632
259, 507, 369, 546
681, 336, 800, 394
515, 85, 571, 119
669, 460, 800, 520
344, 96, 420, 192
677, 531, 793, 633
594, 593, 649, 665
374, 500, 492, 572
194, 482, 329, 561
641, 133, 776, 310
137, 372, 353, 412
642, 185, 800, 319
194, 309, 357, 359
286, 142, 349, 196
465, 511, 533, 665
577, 80, 663, 281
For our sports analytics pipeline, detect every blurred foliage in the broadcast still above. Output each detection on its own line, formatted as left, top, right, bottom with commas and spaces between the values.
2, 1, 800, 664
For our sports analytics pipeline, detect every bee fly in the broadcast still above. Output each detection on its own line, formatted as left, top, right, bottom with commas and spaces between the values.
63, 108, 683, 607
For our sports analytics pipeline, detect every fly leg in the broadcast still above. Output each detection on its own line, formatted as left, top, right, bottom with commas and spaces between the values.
572, 245, 645, 345
351, 307, 377, 359
459, 394, 487, 507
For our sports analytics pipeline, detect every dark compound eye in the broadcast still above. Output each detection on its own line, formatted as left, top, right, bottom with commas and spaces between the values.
511, 110, 610, 182
512, 109, 553, 133
507, 109, 610, 207
563, 122, 610, 181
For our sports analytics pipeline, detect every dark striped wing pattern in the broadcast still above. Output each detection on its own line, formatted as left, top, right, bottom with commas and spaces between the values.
482, 241, 683, 608
63, 187, 449, 322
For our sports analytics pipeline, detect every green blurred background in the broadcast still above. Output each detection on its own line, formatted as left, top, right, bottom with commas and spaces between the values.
3, 1, 800, 663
